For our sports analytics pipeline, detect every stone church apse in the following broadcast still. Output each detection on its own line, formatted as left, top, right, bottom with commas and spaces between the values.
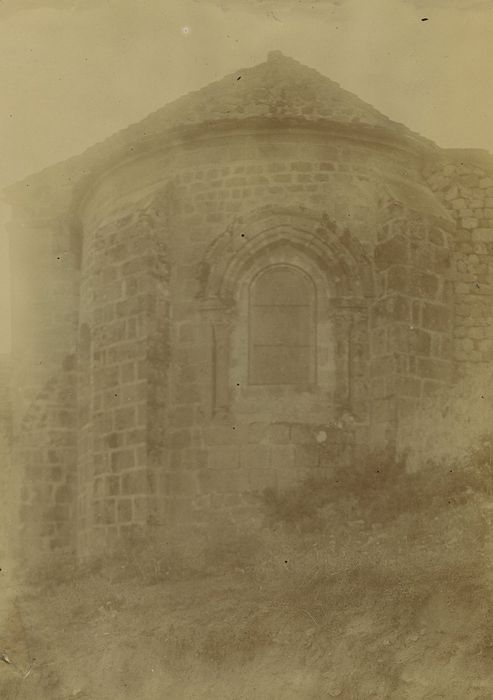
4, 51, 493, 561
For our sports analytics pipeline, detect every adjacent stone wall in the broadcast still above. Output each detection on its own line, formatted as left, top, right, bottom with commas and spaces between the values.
6, 205, 79, 561
0, 356, 11, 456
14, 357, 77, 558
381, 149, 493, 469
424, 151, 493, 377
371, 201, 454, 454
0, 355, 13, 562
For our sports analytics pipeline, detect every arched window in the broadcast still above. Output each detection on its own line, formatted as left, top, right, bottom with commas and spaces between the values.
248, 265, 316, 385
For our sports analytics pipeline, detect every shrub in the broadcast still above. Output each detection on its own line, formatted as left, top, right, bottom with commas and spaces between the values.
261, 437, 493, 531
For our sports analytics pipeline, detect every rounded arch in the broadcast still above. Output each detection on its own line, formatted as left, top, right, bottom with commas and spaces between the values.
249, 261, 317, 303
198, 206, 375, 305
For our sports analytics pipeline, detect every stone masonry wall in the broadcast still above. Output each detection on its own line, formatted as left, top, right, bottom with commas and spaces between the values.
75, 129, 447, 544
6, 204, 79, 561
77, 204, 170, 556
155, 136, 384, 537
382, 149, 493, 468
371, 201, 454, 454
424, 151, 493, 377
14, 357, 77, 558
0, 356, 11, 457
9, 48, 485, 559
81, 129, 412, 544
9, 124, 457, 558
0, 356, 13, 563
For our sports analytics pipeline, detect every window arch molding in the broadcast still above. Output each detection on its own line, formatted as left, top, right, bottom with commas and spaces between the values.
197, 206, 375, 307
199, 208, 374, 420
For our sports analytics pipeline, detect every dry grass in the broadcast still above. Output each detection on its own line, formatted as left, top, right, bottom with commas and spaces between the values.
2, 442, 493, 698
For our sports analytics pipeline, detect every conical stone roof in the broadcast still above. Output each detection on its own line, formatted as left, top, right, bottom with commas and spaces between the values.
108, 49, 425, 145
4, 51, 435, 207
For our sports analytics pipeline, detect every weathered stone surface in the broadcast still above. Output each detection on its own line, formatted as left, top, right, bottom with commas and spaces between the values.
7, 52, 489, 562
375, 236, 409, 269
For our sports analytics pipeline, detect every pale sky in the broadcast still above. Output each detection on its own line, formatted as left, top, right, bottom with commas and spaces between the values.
1, 0, 493, 352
